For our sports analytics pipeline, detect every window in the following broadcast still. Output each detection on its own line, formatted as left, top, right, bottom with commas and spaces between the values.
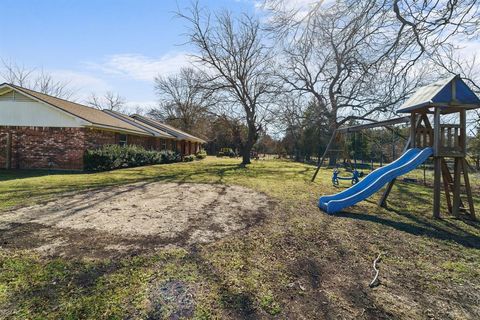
118, 134, 127, 147
161, 139, 167, 150
171, 140, 177, 152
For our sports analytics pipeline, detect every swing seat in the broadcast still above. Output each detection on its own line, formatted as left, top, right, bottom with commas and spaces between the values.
332, 169, 360, 186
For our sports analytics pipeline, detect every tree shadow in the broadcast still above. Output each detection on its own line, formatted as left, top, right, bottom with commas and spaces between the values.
335, 211, 480, 249
0, 169, 81, 182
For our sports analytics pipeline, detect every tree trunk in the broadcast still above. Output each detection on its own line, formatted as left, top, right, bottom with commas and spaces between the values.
242, 148, 251, 165
240, 125, 257, 166
327, 117, 338, 167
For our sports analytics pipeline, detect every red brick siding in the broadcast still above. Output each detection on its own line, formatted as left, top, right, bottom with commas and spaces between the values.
84, 128, 116, 150
84, 129, 176, 152
0, 126, 193, 170
0, 126, 85, 170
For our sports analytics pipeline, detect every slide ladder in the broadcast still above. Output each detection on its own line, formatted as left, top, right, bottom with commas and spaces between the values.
319, 147, 433, 214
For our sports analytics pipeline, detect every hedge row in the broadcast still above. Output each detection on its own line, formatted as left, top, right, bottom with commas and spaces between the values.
84, 145, 180, 171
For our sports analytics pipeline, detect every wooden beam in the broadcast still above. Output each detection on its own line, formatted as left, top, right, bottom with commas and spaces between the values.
378, 181, 395, 208
336, 116, 410, 133
410, 112, 417, 148
452, 157, 462, 218
462, 158, 476, 220
433, 157, 442, 218
460, 109, 466, 155
311, 130, 337, 182
440, 159, 453, 214
433, 108, 441, 157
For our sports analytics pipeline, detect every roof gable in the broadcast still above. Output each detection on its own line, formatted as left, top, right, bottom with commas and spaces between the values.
0, 83, 152, 135
0, 88, 89, 128
398, 75, 480, 113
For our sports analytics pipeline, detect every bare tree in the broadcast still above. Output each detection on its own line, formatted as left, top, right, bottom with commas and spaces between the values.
270, 1, 421, 132
1, 59, 75, 99
431, 45, 480, 125
1, 60, 34, 87
153, 67, 213, 132
86, 91, 126, 112
178, 3, 278, 165
262, 0, 480, 125
391, 0, 479, 60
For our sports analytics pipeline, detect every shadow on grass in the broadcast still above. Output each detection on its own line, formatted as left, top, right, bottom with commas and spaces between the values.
0, 169, 81, 182
330, 179, 480, 249
0, 257, 124, 319
0, 163, 247, 210
335, 211, 480, 249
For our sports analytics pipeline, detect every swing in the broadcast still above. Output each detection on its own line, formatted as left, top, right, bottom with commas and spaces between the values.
332, 168, 360, 186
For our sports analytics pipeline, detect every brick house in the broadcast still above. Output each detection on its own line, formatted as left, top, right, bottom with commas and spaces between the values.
0, 83, 206, 170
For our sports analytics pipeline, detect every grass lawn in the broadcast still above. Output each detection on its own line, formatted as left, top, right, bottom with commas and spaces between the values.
0, 156, 479, 319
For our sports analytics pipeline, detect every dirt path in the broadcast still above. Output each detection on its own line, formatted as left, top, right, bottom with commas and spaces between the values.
0, 182, 274, 258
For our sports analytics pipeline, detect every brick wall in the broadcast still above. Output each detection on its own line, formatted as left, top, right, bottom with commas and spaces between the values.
0, 126, 85, 170
84, 129, 176, 152
0, 126, 198, 170
84, 128, 116, 149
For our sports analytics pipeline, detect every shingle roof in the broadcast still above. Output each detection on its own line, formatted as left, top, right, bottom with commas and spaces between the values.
131, 114, 207, 143
1, 83, 207, 143
103, 110, 175, 139
398, 75, 480, 113
4, 84, 150, 135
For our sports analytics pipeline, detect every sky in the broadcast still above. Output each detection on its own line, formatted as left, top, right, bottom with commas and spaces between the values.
0, 0, 259, 110
1, 0, 479, 114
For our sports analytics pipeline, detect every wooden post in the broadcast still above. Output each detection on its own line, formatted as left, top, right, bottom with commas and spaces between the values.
311, 130, 337, 182
6, 132, 12, 169
433, 157, 442, 218
460, 110, 466, 155
452, 157, 462, 217
462, 158, 476, 220
440, 159, 453, 214
433, 108, 441, 157
433, 107, 442, 218
410, 112, 417, 148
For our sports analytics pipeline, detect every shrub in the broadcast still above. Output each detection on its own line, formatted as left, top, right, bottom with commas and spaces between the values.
84, 144, 180, 171
195, 149, 207, 160
217, 147, 235, 158
183, 155, 195, 162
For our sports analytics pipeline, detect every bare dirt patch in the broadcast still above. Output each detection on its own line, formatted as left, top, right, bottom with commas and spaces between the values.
0, 182, 274, 258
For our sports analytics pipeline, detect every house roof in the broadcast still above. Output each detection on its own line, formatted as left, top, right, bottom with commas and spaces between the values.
0, 83, 151, 135
398, 75, 480, 113
103, 110, 175, 139
131, 114, 207, 143
0, 83, 207, 143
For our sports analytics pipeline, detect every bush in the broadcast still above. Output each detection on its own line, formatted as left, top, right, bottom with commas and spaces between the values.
84, 144, 180, 171
183, 155, 195, 162
195, 149, 207, 160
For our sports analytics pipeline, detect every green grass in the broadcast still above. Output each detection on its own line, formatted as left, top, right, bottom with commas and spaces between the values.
0, 157, 479, 319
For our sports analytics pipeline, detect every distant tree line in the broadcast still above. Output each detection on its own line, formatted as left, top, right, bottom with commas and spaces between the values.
3, 1, 480, 166
149, 0, 480, 165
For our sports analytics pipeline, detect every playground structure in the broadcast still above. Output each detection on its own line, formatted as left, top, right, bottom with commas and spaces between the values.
316, 75, 479, 220
312, 116, 410, 175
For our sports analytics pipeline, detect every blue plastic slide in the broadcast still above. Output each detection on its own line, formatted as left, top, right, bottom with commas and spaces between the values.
319, 147, 433, 214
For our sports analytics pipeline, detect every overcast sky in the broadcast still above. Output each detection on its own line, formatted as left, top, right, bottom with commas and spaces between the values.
0, 0, 258, 110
